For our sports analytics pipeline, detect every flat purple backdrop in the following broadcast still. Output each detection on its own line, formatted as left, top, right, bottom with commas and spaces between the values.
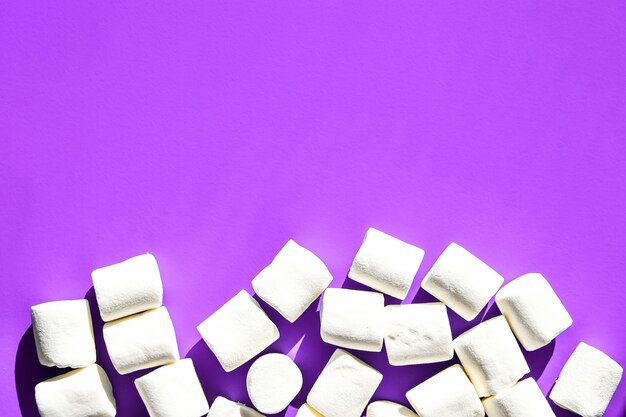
1, 2, 625, 416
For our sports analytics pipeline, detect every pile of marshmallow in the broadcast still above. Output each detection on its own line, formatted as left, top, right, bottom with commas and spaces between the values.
30, 228, 623, 417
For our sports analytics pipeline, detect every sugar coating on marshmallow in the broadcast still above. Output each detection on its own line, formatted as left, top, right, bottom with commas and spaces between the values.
348, 228, 425, 300
496, 273, 572, 351
197, 290, 280, 372
103, 306, 179, 374
135, 358, 209, 417
550, 342, 623, 417
92, 253, 163, 322
252, 240, 333, 322
295, 404, 324, 417
246, 353, 303, 414
209, 396, 266, 417
35, 364, 116, 417
482, 378, 555, 417
453, 316, 530, 397
366, 400, 418, 417
421, 243, 504, 321
405, 364, 484, 417
307, 349, 383, 417
31, 299, 96, 368
320, 288, 385, 352
384, 302, 453, 366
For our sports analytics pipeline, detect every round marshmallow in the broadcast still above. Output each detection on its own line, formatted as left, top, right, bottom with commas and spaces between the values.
209, 396, 266, 417
246, 353, 303, 414
482, 378, 556, 417
295, 404, 324, 417
366, 400, 417, 417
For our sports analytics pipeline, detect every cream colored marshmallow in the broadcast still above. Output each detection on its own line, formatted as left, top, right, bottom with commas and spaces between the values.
366, 400, 418, 417
295, 404, 324, 417
482, 378, 556, 417
208, 396, 265, 417
246, 353, 303, 414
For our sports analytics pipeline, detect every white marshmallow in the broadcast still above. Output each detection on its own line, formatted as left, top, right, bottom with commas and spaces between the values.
209, 396, 265, 417
252, 240, 333, 322
550, 342, 623, 417
135, 358, 209, 417
384, 302, 453, 366
320, 288, 385, 352
405, 364, 484, 417
31, 299, 96, 368
453, 316, 530, 397
35, 364, 116, 417
295, 404, 324, 417
92, 253, 163, 322
482, 378, 555, 417
246, 353, 303, 414
197, 290, 280, 372
495, 273, 572, 351
103, 306, 179, 374
307, 349, 383, 417
421, 243, 504, 321
366, 400, 418, 417
348, 228, 425, 300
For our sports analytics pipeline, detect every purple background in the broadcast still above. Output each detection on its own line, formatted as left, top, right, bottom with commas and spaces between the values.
1, 2, 625, 416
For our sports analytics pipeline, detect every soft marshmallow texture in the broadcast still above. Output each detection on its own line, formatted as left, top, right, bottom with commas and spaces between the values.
135, 359, 209, 417
295, 404, 324, 417
482, 378, 556, 417
406, 364, 484, 417
35, 364, 116, 417
366, 400, 418, 417
453, 316, 530, 397
320, 288, 385, 351
246, 353, 303, 414
197, 290, 280, 372
209, 396, 265, 417
348, 228, 424, 300
384, 302, 453, 366
252, 240, 333, 322
31, 299, 96, 368
496, 273, 572, 351
103, 306, 179, 374
307, 349, 383, 417
421, 243, 504, 320
92, 253, 163, 322
550, 342, 623, 417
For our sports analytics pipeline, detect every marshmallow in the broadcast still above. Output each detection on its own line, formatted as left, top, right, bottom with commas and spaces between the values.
307, 349, 383, 417
348, 228, 425, 300
421, 243, 503, 321
550, 342, 623, 417
482, 378, 555, 417
453, 316, 530, 397
246, 353, 303, 414
495, 273, 572, 351
320, 288, 385, 352
135, 358, 209, 417
209, 396, 265, 417
252, 240, 333, 322
35, 364, 116, 417
103, 306, 179, 374
295, 404, 324, 417
384, 302, 453, 366
92, 253, 163, 322
31, 299, 96, 368
197, 290, 280, 372
366, 400, 418, 417
405, 364, 484, 417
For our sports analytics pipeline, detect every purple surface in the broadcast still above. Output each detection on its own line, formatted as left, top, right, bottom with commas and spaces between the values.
1, 2, 626, 416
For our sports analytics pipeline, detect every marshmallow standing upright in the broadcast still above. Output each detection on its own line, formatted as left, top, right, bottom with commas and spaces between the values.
252, 240, 333, 322
406, 364, 484, 417
246, 353, 303, 414
307, 349, 383, 417
482, 378, 556, 417
384, 302, 453, 366
209, 396, 265, 417
295, 404, 324, 417
421, 243, 504, 320
366, 400, 418, 417
348, 228, 425, 300
320, 288, 385, 352
92, 253, 163, 322
550, 342, 623, 417
135, 359, 209, 417
197, 290, 280, 372
35, 364, 116, 417
103, 306, 180, 374
453, 316, 530, 397
31, 299, 96, 368
496, 273, 572, 351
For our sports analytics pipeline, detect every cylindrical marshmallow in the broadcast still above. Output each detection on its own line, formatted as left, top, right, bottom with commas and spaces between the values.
246, 353, 303, 414
366, 400, 417, 417
482, 378, 556, 417
295, 404, 324, 417
209, 396, 266, 417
